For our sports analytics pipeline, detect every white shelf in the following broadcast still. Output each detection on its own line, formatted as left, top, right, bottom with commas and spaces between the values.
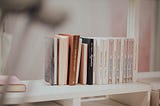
143, 78, 160, 90
4, 80, 151, 105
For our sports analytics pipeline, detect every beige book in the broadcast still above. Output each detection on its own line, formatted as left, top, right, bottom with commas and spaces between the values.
120, 39, 124, 83
95, 39, 104, 85
108, 39, 114, 84
79, 43, 88, 85
93, 39, 97, 85
104, 39, 109, 85
56, 35, 69, 85
127, 39, 134, 82
76, 38, 82, 84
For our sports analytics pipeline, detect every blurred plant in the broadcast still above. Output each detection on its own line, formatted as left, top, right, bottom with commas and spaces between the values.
0, 0, 68, 105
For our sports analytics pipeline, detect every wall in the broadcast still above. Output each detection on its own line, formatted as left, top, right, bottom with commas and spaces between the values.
3, 0, 154, 80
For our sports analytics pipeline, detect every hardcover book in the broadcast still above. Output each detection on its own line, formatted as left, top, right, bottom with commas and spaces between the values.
45, 36, 58, 85
58, 34, 80, 85
82, 38, 94, 85
127, 39, 134, 82
79, 43, 88, 85
108, 39, 114, 84
56, 35, 69, 85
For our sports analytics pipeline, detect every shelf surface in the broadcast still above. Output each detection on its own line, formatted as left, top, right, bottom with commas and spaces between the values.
4, 80, 151, 104
138, 78, 160, 90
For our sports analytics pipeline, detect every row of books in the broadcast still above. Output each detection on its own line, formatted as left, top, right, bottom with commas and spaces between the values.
44, 34, 137, 85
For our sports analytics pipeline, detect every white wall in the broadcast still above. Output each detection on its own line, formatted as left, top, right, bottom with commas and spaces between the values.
4, 0, 156, 80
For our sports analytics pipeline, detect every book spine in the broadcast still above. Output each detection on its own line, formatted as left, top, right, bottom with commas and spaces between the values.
82, 38, 94, 85
79, 43, 88, 85
58, 37, 69, 85
108, 39, 114, 84
123, 39, 128, 83
44, 37, 54, 85
120, 39, 124, 83
53, 38, 58, 85
76, 39, 82, 84
96, 39, 103, 84
69, 36, 80, 85
103, 39, 109, 85
133, 39, 137, 82
127, 39, 134, 82
115, 39, 121, 84
93, 39, 97, 85
112, 39, 117, 84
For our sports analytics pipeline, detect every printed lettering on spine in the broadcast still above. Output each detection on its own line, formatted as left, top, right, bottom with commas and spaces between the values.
82, 38, 94, 85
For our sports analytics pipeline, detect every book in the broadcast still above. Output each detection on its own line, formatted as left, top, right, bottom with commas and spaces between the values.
95, 39, 104, 85
127, 39, 134, 82
0, 75, 26, 92
82, 38, 94, 85
58, 34, 80, 85
115, 39, 121, 84
56, 35, 69, 85
122, 39, 128, 83
45, 37, 58, 85
79, 43, 88, 85
103, 39, 109, 85
76, 38, 82, 84
108, 39, 114, 84
120, 39, 124, 83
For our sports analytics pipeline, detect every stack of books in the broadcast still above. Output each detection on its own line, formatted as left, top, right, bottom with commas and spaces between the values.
45, 34, 137, 86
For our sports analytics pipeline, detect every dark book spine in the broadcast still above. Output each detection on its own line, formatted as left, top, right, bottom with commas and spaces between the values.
82, 38, 94, 85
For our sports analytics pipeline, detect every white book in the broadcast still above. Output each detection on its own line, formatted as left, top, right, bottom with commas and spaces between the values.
53, 37, 58, 85
56, 35, 69, 85
133, 38, 137, 82
103, 39, 109, 84
76, 38, 82, 84
115, 39, 121, 84
95, 39, 104, 85
120, 39, 124, 83
127, 39, 134, 83
108, 39, 114, 84
93, 39, 97, 85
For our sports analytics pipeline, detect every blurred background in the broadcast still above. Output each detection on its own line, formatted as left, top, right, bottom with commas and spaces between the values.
0, 0, 159, 80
